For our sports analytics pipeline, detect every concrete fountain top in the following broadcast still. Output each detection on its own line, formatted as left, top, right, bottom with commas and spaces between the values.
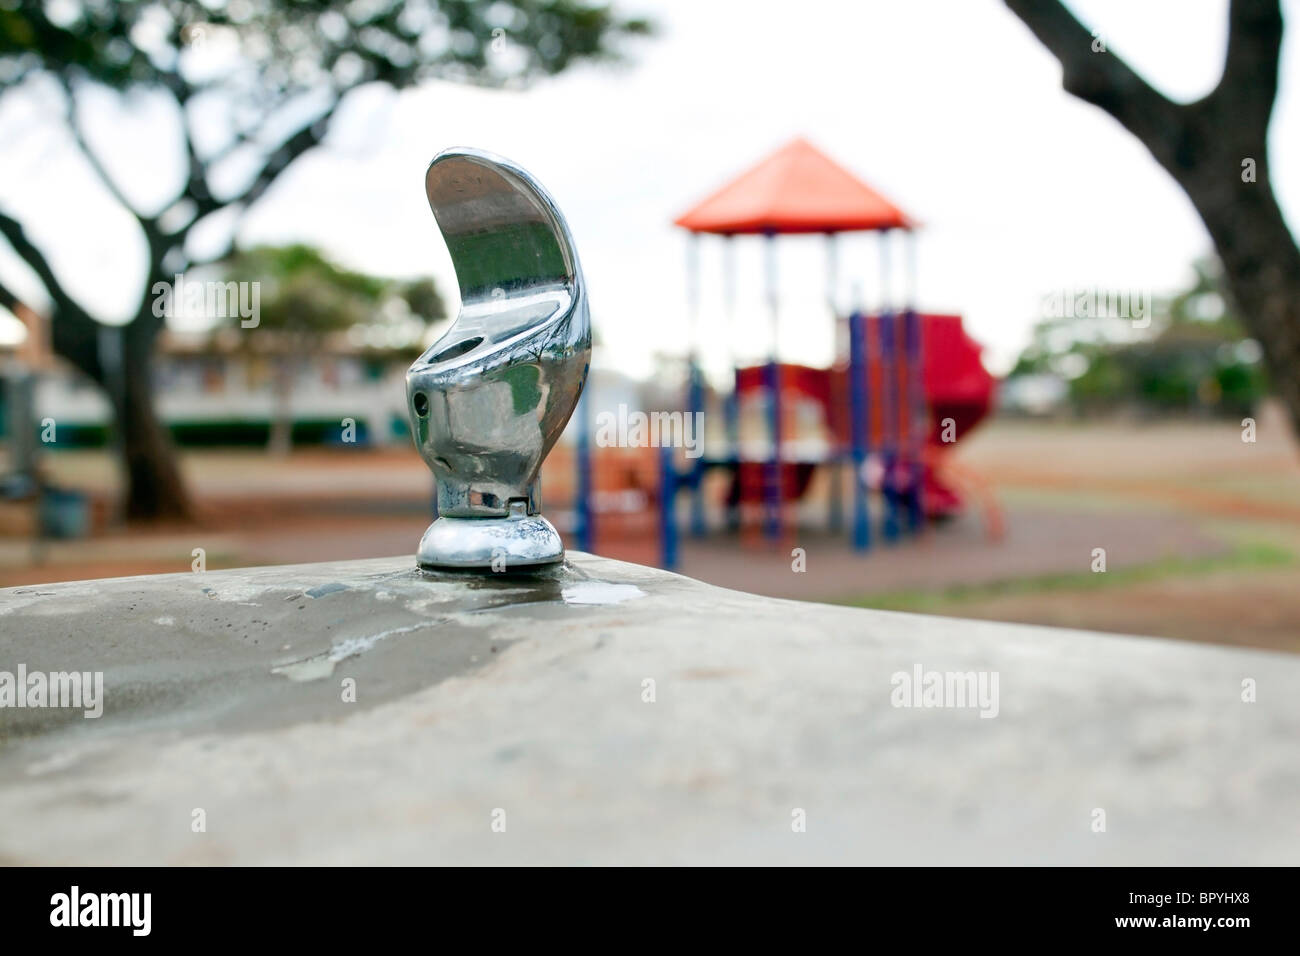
1, 551, 1297, 865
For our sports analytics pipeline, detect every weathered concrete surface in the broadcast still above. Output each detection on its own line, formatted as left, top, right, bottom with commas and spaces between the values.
0, 553, 1297, 865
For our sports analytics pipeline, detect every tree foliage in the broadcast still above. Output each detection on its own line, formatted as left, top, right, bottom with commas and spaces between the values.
221, 242, 444, 344
1010, 260, 1269, 418
0, 0, 649, 518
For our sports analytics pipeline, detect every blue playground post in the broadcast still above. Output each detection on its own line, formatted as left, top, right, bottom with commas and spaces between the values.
848, 310, 871, 552
902, 232, 925, 535
878, 307, 901, 544
574, 388, 594, 553
684, 233, 707, 539
724, 378, 740, 531
722, 235, 741, 532
688, 359, 707, 538
764, 358, 782, 540
826, 233, 844, 534
878, 230, 901, 544
658, 443, 679, 569
763, 231, 783, 542
904, 307, 925, 534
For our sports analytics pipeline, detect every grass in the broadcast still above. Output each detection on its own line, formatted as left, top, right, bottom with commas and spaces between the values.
843, 542, 1296, 614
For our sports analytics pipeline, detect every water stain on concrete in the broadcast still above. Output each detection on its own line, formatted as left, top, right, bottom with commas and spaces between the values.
0, 558, 560, 754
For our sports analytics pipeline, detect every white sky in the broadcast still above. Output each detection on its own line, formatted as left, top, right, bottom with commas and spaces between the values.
1, 0, 1297, 380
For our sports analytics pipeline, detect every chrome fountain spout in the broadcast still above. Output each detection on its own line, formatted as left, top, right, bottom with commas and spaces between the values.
406, 148, 592, 570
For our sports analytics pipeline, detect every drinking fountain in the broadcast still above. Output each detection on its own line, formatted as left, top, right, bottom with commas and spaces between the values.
406, 148, 592, 570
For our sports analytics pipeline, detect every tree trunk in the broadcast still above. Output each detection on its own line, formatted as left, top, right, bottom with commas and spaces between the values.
112, 347, 192, 521
268, 354, 294, 457
1003, 0, 1300, 438
1175, 158, 1300, 438
48, 298, 192, 522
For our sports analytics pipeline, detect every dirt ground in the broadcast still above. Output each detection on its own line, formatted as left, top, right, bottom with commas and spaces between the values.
3, 404, 1298, 653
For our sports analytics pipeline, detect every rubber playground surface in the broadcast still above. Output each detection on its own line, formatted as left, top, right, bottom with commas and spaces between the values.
3, 408, 1298, 654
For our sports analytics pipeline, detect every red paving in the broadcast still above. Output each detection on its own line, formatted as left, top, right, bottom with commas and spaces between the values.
616, 505, 1227, 602
0, 489, 1225, 602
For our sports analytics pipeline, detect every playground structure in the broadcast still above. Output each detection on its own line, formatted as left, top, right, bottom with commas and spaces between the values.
571, 138, 997, 569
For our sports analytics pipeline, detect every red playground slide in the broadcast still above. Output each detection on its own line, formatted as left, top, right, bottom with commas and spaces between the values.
731, 313, 996, 521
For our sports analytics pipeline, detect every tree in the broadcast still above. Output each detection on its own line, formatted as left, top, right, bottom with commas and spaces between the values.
1003, 0, 1300, 439
220, 243, 444, 454
1008, 260, 1268, 418
0, 0, 649, 519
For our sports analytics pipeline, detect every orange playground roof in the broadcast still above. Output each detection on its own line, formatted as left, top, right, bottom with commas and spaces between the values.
675, 137, 914, 235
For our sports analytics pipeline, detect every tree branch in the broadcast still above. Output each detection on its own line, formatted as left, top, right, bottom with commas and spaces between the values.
0, 272, 29, 316
161, 70, 341, 251
217, 100, 341, 215
59, 76, 155, 226
0, 206, 102, 379
154, 67, 217, 232
1213, 0, 1282, 142
0, 206, 74, 314
176, 100, 342, 274
0, 272, 52, 365
1002, 0, 1188, 172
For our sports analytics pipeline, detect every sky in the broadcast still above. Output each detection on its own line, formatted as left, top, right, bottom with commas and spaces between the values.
1, 0, 1297, 383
